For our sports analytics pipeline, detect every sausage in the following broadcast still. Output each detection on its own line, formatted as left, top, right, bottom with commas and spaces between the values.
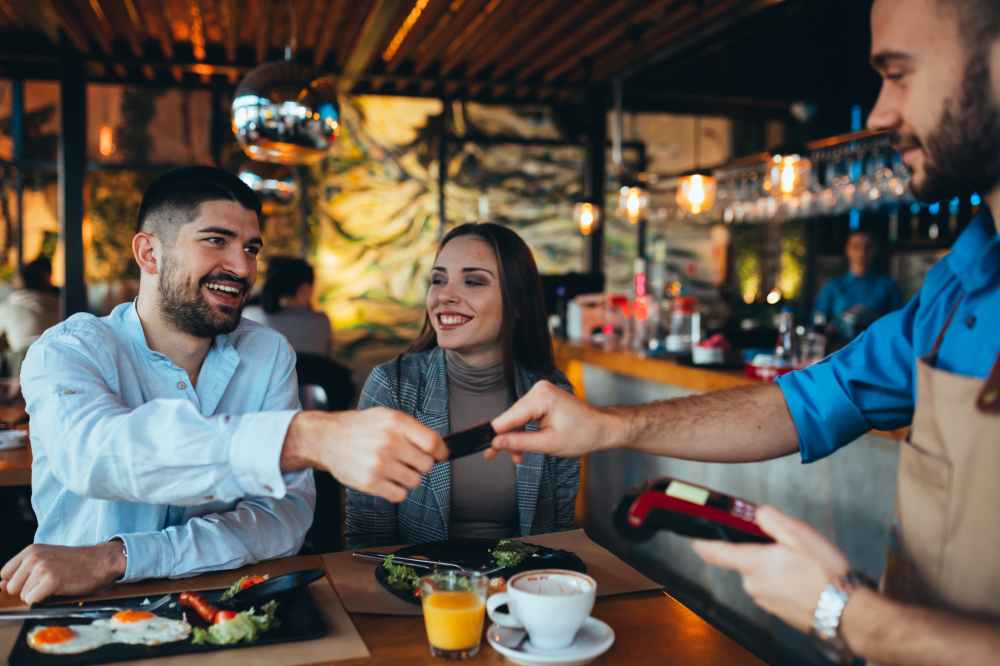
179, 591, 221, 623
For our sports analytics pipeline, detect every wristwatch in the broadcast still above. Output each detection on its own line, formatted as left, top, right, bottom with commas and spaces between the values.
810, 570, 876, 664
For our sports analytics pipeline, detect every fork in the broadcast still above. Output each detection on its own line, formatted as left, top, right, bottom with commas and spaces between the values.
354, 552, 506, 576
0, 594, 174, 621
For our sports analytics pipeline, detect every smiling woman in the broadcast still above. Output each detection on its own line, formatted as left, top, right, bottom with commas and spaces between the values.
345, 223, 580, 548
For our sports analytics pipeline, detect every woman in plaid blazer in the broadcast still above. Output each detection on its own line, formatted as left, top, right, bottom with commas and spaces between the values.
345, 223, 580, 549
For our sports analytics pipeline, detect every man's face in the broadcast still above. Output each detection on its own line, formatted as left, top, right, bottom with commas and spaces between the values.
845, 233, 875, 275
157, 200, 261, 338
867, 0, 1000, 202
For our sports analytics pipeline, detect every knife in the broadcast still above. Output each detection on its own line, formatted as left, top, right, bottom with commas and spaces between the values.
0, 610, 117, 621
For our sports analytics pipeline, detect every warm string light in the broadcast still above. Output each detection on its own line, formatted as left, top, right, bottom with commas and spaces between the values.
573, 202, 601, 235
383, 0, 430, 61
676, 173, 716, 215
99, 126, 115, 156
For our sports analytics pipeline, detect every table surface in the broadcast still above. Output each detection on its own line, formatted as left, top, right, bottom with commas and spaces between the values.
0, 555, 765, 666
0, 403, 29, 487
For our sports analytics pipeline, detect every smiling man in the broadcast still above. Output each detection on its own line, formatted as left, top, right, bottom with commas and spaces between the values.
0, 166, 447, 604
486, 0, 1000, 663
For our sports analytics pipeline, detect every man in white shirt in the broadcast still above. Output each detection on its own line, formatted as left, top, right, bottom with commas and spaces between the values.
1, 166, 446, 604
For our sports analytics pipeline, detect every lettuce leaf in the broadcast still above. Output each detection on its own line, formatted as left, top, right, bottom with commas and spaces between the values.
218, 574, 270, 606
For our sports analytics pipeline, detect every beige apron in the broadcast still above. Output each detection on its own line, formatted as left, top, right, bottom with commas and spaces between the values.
882, 293, 1000, 615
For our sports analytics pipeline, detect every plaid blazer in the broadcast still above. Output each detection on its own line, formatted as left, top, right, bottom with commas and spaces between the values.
345, 346, 580, 549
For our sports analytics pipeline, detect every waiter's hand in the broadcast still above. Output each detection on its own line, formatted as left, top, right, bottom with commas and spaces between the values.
487, 381, 615, 464
1, 542, 127, 604
691, 506, 849, 633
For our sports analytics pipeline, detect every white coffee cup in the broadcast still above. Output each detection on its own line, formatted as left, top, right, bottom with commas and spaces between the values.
485, 569, 596, 650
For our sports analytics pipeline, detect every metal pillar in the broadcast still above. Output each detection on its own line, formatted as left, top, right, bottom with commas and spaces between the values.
58, 36, 87, 319
297, 165, 310, 259
11, 79, 24, 270
437, 125, 447, 240
583, 86, 606, 276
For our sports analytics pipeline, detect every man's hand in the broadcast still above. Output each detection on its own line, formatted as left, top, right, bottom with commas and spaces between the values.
282, 408, 448, 503
486, 380, 617, 464
1, 542, 127, 604
691, 505, 849, 632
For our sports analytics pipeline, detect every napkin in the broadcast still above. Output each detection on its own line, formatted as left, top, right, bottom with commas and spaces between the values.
324, 528, 661, 616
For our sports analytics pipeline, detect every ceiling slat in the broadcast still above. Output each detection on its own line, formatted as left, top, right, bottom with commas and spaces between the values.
463, 0, 561, 79
218, 0, 236, 61
290, 0, 313, 57
254, 0, 271, 62
185, 0, 206, 58
333, 0, 375, 69
300, 0, 327, 50
312, 0, 349, 67
270, 0, 288, 51
541, 0, 681, 83
336, 0, 406, 92
136, 0, 174, 58
411, 0, 492, 75
490, 0, 605, 79
116, 0, 147, 57
383, 0, 450, 73
43, 0, 96, 53
9, 0, 60, 43
438, 0, 520, 77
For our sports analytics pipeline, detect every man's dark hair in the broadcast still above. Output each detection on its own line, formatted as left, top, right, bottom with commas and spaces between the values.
940, 0, 1000, 53
21, 257, 52, 291
136, 166, 263, 241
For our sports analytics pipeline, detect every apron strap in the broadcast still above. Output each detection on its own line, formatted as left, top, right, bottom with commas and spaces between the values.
932, 292, 965, 354
977, 356, 1000, 414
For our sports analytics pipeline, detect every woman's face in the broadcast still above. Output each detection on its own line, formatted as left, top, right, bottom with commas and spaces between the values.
426, 235, 504, 366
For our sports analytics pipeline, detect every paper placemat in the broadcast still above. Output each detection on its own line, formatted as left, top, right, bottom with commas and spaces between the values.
1, 562, 369, 666
324, 528, 661, 616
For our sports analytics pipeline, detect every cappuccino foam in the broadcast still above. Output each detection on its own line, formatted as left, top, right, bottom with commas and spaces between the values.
512, 572, 594, 596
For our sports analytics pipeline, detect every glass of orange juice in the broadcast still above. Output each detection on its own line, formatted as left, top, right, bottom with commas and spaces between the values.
419, 571, 489, 659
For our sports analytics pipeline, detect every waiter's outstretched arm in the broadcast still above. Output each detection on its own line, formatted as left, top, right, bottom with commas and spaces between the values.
489, 381, 799, 464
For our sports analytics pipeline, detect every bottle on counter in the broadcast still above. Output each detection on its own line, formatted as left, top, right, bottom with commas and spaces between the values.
774, 307, 797, 366
800, 312, 828, 366
666, 297, 699, 352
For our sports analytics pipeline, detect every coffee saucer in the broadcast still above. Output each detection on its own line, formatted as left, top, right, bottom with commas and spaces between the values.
486, 618, 615, 666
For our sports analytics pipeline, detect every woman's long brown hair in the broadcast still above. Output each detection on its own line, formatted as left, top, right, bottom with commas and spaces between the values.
397, 223, 556, 400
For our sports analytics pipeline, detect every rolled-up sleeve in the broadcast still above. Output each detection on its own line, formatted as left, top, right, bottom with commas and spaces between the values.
21, 329, 296, 505
777, 293, 919, 462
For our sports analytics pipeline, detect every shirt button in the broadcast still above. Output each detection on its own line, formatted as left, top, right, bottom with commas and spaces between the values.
262, 485, 273, 493
177, 381, 186, 390
966, 316, 977, 328
63, 389, 75, 394
155, 354, 164, 359
204, 495, 214, 502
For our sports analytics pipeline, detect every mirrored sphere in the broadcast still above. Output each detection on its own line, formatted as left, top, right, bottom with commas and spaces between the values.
238, 161, 297, 210
232, 61, 340, 165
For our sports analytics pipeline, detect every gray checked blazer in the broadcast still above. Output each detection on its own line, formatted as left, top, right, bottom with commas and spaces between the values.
345, 346, 580, 549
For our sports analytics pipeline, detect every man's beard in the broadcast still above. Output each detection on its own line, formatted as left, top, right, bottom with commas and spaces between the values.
901, 52, 1000, 203
158, 253, 247, 339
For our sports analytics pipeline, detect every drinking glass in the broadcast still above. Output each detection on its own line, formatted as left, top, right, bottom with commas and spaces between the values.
420, 571, 488, 660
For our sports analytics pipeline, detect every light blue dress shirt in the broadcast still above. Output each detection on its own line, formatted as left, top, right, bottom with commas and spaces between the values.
778, 208, 1000, 462
20, 301, 316, 582
813, 270, 903, 340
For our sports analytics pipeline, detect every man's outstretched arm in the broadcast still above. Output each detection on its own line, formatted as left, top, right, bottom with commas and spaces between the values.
489, 381, 800, 464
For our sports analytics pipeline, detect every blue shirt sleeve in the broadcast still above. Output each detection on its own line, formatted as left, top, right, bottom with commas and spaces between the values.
777, 291, 919, 462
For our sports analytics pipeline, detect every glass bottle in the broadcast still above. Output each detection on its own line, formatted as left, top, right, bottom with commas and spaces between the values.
774, 307, 797, 366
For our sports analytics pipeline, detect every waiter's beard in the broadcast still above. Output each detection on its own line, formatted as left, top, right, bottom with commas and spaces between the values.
158, 252, 247, 339
897, 52, 1000, 203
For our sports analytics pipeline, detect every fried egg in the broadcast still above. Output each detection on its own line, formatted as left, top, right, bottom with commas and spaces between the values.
28, 610, 192, 654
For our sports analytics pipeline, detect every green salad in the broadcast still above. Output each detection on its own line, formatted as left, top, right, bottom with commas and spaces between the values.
218, 574, 270, 606
492, 540, 539, 568
191, 600, 280, 646
382, 555, 421, 591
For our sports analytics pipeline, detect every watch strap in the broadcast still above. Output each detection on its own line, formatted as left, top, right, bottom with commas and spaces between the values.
810, 571, 875, 664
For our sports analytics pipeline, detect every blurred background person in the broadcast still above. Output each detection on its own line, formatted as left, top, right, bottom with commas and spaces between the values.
0, 258, 60, 392
345, 223, 580, 549
813, 229, 903, 341
244, 257, 331, 357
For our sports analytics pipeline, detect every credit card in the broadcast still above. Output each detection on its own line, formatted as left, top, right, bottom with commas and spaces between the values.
445, 421, 497, 460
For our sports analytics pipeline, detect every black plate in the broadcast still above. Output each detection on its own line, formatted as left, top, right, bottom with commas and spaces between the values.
8, 582, 326, 666
229, 569, 326, 611
374, 538, 587, 605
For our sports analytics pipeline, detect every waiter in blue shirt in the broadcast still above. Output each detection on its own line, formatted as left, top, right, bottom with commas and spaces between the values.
814, 230, 903, 340
484, 0, 1000, 663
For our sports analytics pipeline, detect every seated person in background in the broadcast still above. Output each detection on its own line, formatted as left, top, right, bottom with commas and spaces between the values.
1, 166, 447, 604
243, 257, 332, 358
346, 223, 579, 549
814, 229, 903, 341
0, 258, 61, 379
244, 258, 353, 410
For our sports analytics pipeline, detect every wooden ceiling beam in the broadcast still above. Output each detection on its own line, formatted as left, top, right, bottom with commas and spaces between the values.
541, 0, 681, 83
463, 0, 561, 78
333, 0, 375, 70
255, 0, 272, 62
301, 0, 327, 50
270, 0, 288, 52
490, 0, 605, 79
186, 0, 206, 59
447, 2, 517, 75
43, 0, 96, 53
383, 0, 450, 73
116, 0, 147, 58
8, 0, 60, 43
336, 0, 407, 93
85, 0, 117, 55
438, 0, 518, 77
155, 0, 178, 59
218, 0, 236, 61
290, 0, 313, 57
411, 0, 492, 75
313, 0, 350, 67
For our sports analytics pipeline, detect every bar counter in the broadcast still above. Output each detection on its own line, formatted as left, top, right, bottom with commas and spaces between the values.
554, 340, 903, 664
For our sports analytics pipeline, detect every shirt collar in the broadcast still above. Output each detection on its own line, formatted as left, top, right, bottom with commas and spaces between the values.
123, 299, 236, 362
947, 207, 1000, 292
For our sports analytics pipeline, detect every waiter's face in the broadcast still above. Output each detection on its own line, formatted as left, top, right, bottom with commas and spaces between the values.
867, 0, 1000, 202
846, 233, 875, 274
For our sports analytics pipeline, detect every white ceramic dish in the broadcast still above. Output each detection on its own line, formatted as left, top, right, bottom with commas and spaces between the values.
486, 617, 614, 666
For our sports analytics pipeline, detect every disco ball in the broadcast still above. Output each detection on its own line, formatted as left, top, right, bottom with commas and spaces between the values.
232, 61, 340, 165
238, 161, 296, 211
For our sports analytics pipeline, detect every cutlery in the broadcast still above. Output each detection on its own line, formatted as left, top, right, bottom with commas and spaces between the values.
0, 593, 173, 621
354, 552, 505, 576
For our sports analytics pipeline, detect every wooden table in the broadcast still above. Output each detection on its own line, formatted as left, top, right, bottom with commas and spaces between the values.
0, 556, 765, 666
0, 403, 29, 487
